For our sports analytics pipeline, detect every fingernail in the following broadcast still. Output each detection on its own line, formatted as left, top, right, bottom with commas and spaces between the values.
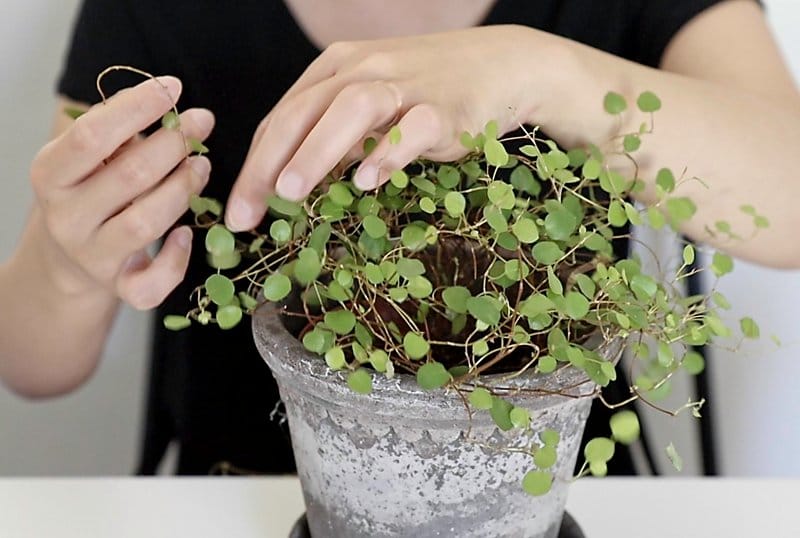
175, 227, 192, 250
354, 164, 377, 190
155, 76, 182, 101
189, 156, 211, 177
275, 171, 306, 201
227, 197, 255, 231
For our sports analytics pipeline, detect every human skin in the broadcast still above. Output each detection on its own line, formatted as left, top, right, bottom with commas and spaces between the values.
1, 0, 796, 397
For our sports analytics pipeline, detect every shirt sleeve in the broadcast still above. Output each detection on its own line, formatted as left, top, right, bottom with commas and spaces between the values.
57, 0, 156, 104
632, 0, 763, 68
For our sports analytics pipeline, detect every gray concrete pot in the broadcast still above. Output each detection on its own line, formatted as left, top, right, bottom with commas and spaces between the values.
254, 304, 612, 538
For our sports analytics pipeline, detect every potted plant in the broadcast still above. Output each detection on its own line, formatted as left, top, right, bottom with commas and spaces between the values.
164, 89, 763, 538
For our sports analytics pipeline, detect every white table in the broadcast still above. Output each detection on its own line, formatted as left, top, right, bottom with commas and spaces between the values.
0, 477, 797, 537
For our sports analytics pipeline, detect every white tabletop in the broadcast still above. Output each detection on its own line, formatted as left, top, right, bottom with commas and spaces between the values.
0, 477, 797, 537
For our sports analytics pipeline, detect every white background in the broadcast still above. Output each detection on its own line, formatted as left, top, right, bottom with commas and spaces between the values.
0, 1, 798, 476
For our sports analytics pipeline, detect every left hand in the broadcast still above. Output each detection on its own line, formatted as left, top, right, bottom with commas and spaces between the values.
225, 24, 556, 231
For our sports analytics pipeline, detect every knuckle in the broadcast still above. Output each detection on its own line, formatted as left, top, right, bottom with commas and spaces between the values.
117, 154, 155, 191
68, 116, 103, 153
356, 52, 394, 76
121, 208, 157, 243
325, 40, 358, 61
336, 83, 375, 114
412, 104, 442, 133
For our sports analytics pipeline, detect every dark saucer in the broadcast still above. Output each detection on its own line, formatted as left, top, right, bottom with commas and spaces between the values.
289, 510, 586, 537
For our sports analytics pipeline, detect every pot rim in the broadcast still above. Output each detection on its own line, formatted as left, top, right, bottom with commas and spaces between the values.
253, 302, 622, 403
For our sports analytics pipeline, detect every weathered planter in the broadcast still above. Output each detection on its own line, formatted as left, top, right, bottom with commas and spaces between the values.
254, 304, 612, 538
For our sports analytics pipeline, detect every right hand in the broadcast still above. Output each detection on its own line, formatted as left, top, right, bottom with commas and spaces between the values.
29, 76, 215, 310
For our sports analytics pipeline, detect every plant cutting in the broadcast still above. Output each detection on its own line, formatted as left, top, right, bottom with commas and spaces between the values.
159, 85, 764, 537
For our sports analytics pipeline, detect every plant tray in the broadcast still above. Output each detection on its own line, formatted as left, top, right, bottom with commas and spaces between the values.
288, 511, 586, 538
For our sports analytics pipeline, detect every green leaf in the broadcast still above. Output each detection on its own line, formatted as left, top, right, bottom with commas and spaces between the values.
740, 317, 760, 339
460, 131, 476, 150
512, 218, 539, 244
208, 250, 241, 270
483, 206, 508, 232
541, 429, 560, 446
754, 215, 770, 228
472, 339, 489, 356
608, 200, 628, 227
442, 286, 471, 314
623, 134, 641, 152
544, 206, 578, 241
637, 91, 662, 112
682, 244, 696, 266
407, 275, 433, 299
583, 158, 602, 180
647, 207, 666, 229
368, 349, 390, 373
403, 333, 430, 360
324, 310, 356, 335
510, 165, 541, 195
564, 292, 590, 320
187, 138, 209, 155
205, 274, 235, 306
325, 347, 347, 370
656, 168, 675, 194
469, 387, 494, 410
262, 273, 292, 302
396, 257, 426, 278
363, 137, 377, 156
509, 407, 531, 429
205, 225, 235, 256
163, 315, 191, 331
610, 410, 640, 445
401, 224, 427, 251
294, 248, 322, 285
266, 195, 304, 217
534, 446, 557, 469
64, 106, 87, 120
444, 192, 466, 217
537, 355, 557, 373
711, 252, 734, 277
269, 220, 292, 243
682, 351, 705, 375
484, 139, 509, 167
389, 125, 402, 145
362, 215, 387, 238
666, 442, 683, 471
416, 361, 451, 390
584, 437, 616, 463
437, 165, 461, 189
302, 328, 333, 354
363, 262, 384, 285
328, 183, 354, 207
666, 197, 697, 226
418, 197, 436, 214
466, 296, 502, 326
348, 369, 373, 394
487, 181, 515, 209
547, 266, 563, 296
603, 92, 627, 115
574, 274, 596, 298
161, 111, 180, 130
390, 169, 409, 188
490, 397, 514, 431
216, 305, 243, 330
531, 242, 564, 265
522, 471, 552, 497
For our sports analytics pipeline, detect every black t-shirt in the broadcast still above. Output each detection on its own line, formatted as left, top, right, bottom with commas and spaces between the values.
58, 0, 731, 475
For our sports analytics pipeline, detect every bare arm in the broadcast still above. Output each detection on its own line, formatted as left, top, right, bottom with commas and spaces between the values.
0, 79, 215, 398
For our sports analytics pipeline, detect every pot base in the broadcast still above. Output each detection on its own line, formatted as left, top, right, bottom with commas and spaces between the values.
288, 511, 586, 538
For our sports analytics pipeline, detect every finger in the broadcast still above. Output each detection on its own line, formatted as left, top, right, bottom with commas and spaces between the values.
352, 103, 448, 190
116, 226, 193, 310
274, 80, 404, 200
75, 107, 215, 226
37, 76, 182, 187
92, 156, 210, 272
226, 76, 350, 231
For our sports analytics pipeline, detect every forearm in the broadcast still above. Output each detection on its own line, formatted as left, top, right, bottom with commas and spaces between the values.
0, 207, 119, 397
531, 31, 800, 268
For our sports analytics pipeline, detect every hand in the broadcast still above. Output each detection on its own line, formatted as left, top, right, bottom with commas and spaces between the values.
29, 76, 215, 309
226, 25, 551, 231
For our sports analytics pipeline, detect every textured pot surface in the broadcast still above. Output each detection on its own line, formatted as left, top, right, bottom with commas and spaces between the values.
254, 305, 611, 538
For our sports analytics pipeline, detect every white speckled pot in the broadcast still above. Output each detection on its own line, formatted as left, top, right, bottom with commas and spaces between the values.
254, 304, 612, 538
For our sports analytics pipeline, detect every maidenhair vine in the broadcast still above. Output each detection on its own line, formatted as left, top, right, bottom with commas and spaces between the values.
163, 89, 765, 496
